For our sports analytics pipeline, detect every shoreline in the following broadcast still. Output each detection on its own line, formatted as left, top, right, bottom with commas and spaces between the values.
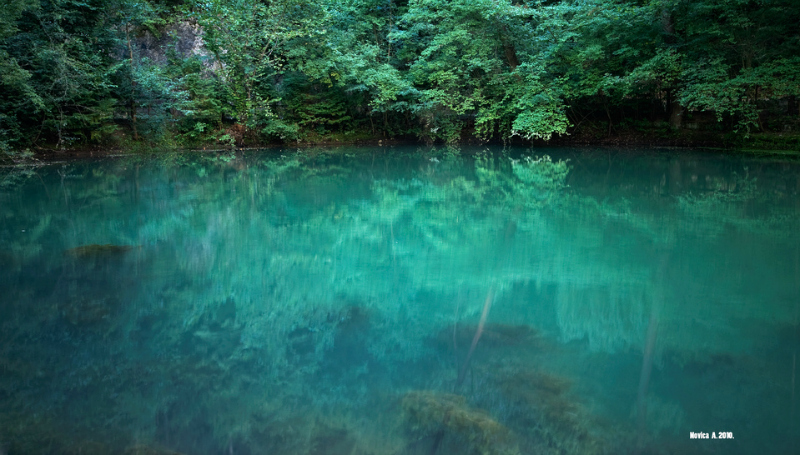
3, 129, 800, 164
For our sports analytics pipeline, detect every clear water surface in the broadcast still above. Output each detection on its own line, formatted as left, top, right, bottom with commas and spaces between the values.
1, 146, 798, 455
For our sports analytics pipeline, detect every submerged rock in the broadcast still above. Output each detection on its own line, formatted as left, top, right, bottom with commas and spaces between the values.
497, 369, 578, 430
402, 390, 520, 455
65, 244, 136, 258
123, 444, 185, 455
494, 367, 609, 454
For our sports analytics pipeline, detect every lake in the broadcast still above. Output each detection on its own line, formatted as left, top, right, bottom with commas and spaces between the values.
1, 145, 798, 454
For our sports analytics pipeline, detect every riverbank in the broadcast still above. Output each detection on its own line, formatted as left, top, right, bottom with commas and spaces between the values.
3, 126, 800, 165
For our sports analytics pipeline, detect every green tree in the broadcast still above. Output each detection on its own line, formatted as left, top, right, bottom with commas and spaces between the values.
669, 0, 800, 132
1, 0, 123, 148
193, 0, 327, 143
0, 0, 42, 151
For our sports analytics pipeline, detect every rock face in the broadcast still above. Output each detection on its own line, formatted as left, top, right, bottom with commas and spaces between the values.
132, 20, 214, 69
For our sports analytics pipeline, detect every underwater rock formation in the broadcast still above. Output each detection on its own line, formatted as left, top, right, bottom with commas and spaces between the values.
65, 244, 137, 258
494, 367, 609, 454
123, 444, 186, 455
402, 390, 520, 455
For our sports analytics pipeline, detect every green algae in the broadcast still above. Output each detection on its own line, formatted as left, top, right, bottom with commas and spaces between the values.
402, 390, 520, 455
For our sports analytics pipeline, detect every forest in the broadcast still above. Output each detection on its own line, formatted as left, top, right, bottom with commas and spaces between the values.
1, 0, 799, 153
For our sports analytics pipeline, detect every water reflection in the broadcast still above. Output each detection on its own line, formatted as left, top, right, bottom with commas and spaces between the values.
0, 146, 798, 454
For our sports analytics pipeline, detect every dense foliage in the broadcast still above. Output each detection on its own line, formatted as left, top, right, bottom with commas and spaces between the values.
1, 0, 799, 150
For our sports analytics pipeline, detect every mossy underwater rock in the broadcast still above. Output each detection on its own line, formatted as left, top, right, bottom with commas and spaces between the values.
495, 368, 609, 454
65, 244, 136, 258
123, 444, 186, 455
498, 369, 579, 431
402, 390, 520, 455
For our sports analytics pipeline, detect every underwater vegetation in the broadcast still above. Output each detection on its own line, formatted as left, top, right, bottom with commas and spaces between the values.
402, 390, 520, 455
1, 149, 799, 454
0, 411, 188, 455
493, 366, 609, 454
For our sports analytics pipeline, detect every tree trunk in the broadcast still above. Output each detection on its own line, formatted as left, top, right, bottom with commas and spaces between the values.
669, 101, 683, 130
668, 90, 683, 130
662, 10, 683, 130
499, 23, 520, 72
126, 24, 138, 141
503, 42, 519, 71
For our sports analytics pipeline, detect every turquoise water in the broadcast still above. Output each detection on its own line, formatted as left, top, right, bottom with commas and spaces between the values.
1, 146, 798, 454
